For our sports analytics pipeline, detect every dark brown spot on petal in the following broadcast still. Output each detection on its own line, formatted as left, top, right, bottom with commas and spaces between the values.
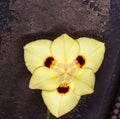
44, 56, 55, 68
76, 55, 86, 68
57, 85, 70, 94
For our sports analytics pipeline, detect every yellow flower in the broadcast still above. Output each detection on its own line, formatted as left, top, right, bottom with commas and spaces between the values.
24, 34, 105, 118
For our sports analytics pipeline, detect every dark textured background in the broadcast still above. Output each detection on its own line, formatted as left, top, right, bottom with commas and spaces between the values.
0, 0, 120, 119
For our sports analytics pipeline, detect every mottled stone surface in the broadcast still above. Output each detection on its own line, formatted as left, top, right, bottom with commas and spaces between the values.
111, 90, 120, 119
1, 0, 120, 119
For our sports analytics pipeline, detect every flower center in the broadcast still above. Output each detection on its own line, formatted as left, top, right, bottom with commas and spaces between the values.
54, 61, 80, 95
54, 62, 77, 84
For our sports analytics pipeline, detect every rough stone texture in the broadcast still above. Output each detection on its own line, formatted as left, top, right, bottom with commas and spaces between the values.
10, 0, 110, 39
111, 89, 120, 119
1, 0, 120, 119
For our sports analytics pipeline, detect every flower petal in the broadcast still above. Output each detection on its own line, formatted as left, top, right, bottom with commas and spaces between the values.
51, 34, 80, 63
71, 68, 95, 96
42, 88, 80, 118
29, 67, 59, 90
24, 40, 52, 73
77, 68, 95, 88
76, 37, 105, 72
